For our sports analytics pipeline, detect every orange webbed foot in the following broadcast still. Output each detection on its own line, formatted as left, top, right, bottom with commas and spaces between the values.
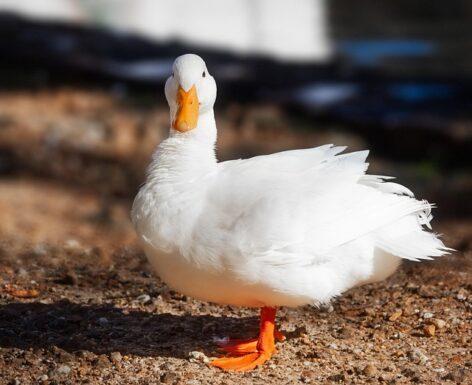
211, 351, 272, 371
211, 307, 279, 372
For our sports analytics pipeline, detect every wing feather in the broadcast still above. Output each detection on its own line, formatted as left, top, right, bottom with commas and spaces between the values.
204, 145, 447, 267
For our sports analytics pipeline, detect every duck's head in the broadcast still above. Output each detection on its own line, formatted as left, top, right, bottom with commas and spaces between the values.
165, 54, 217, 133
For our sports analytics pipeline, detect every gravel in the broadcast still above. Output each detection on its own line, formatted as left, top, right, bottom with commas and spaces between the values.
0, 184, 470, 384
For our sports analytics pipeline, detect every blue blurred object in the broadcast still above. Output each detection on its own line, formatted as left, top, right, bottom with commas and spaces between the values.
339, 40, 436, 66
389, 83, 453, 103
292, 80, 468, 129
295, 83, 359, 108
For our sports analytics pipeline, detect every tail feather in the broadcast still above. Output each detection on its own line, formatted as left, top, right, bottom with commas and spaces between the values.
361, 174, 451, 261
375, 215, 452, 261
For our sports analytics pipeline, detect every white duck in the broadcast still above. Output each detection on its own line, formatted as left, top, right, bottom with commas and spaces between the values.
131, 54, 449, 371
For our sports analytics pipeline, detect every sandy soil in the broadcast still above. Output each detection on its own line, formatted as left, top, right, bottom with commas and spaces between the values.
0, 90, 470, 384
0, 178, 470, 385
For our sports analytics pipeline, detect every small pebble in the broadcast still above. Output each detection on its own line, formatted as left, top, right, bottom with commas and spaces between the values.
432, 319, 446, 329
65, 239, 81, 250
409, 348, 429, 364
363, 363, 377, 376
300, 333, 311, 345
97, 317, 108, 326
424, 324, 436, 337
56, 365, 71, 375
137, 294, 151, 304
92, 355, 110, 368
422, 312, 434, 319
456, 292, 467, 301
110, 351, 122, 363
37, 374, 48, 382
389, 309, 403, 321
188, 351, 209, 364
319, 303, 334, 313
451, 317, 462, 326
392, 331, 405, 340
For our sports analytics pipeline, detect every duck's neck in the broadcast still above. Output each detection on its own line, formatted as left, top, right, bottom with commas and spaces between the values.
146, 110, 218, 186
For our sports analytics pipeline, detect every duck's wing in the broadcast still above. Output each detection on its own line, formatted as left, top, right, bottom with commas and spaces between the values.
218, 144, 348, 175
203, 145, 446, 267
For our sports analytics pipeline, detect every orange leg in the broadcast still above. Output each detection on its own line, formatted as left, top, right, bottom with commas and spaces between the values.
211, 307, 279, 371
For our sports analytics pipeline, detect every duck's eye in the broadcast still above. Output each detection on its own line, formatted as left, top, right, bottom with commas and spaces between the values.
172, 72, 174, 77
202, 71, 206, 78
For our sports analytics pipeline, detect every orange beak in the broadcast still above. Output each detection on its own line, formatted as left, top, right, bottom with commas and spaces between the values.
173, 85, 199, 132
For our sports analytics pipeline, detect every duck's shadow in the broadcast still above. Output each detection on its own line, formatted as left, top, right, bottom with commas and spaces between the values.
0, 300, 259, 358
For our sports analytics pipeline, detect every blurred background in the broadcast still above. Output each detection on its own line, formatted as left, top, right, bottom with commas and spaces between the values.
0, 0, 471, 216
0, 2, 471, 384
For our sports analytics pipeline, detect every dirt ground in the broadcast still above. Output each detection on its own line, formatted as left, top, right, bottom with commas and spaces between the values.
0, 90, 471, 385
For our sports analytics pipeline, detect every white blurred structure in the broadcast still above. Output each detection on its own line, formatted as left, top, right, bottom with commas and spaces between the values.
0, 0, 332, 62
